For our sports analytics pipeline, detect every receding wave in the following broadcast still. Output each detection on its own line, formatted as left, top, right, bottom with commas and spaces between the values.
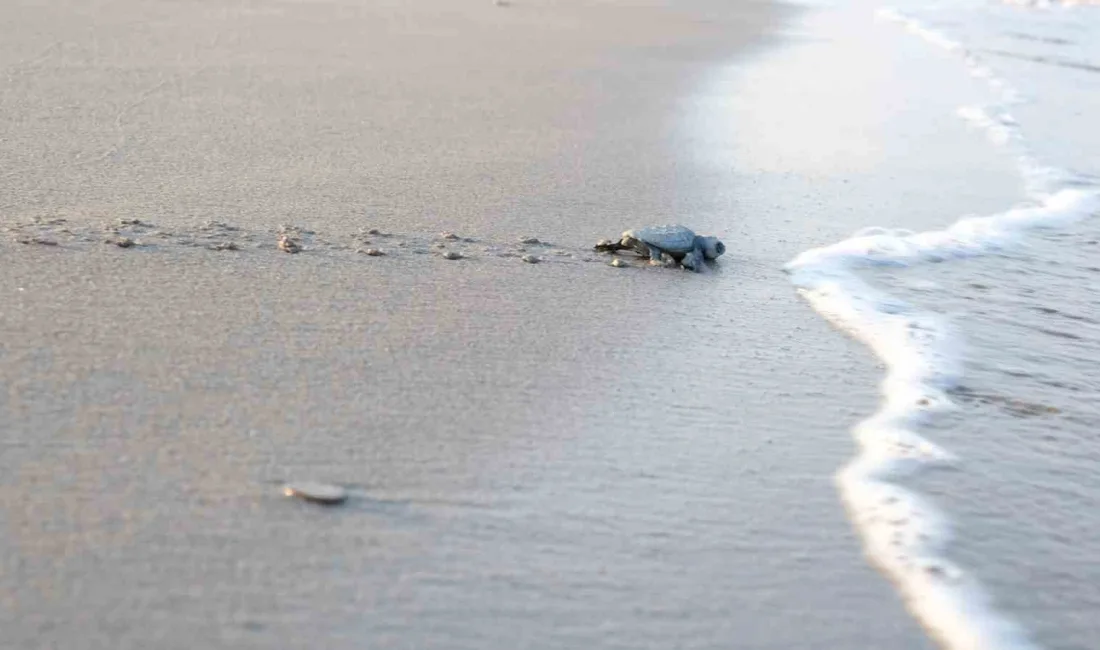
785, 6, 1099, 649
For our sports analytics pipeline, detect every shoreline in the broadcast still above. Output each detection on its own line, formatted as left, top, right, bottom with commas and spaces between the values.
1, 1, 931, 648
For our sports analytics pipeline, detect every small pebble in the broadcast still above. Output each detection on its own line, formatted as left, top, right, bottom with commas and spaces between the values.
519, 237, 542, 245
362, 248, 385, 256
441, 250, 463, 260
440, 232, 460, 241
118, 218, 148, 227
521, 254, 540, 264
209, 241, 239, 251
278, 234, 301, 254
283, 482, 348, 505
610, 258, 626, 268
108, 236, 135, 248
367, 228, 382, 235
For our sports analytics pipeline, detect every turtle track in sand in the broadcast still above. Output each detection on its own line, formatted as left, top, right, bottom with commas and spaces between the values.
2, 216, 660, 269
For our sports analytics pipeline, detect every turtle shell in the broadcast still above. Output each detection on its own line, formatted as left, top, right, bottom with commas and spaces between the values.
626, 225, 697, 254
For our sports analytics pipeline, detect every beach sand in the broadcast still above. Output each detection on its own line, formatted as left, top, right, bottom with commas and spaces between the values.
1, 1, 931, 648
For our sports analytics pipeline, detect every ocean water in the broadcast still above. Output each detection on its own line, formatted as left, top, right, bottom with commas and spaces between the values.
778, 0, 1100, 647
770, 0, 1100, 646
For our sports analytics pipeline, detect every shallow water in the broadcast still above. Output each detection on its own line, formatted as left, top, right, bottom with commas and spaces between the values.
772, 0, 1100, 646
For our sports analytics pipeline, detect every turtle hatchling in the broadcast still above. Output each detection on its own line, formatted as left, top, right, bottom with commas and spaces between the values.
594, 225, 725, 272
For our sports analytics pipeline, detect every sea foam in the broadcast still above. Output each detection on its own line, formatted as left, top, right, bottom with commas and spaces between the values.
786, 7, 1099, 649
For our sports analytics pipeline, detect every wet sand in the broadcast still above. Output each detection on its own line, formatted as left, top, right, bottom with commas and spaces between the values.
1, 1, 930, 648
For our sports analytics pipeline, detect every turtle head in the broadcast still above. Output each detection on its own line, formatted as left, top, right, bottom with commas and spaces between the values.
699, 236, 726, 260
620, 231, 642, 250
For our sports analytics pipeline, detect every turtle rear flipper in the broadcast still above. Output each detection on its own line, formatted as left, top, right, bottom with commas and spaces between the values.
594, 239, 623, 253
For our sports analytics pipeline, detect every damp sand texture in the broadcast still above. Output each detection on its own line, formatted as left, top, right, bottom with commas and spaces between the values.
0, 1, 931, 650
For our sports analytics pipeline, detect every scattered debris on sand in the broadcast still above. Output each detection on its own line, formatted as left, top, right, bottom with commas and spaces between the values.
6, 220, 646, 271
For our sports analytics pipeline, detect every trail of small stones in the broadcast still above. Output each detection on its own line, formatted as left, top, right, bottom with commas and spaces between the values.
3, 217, 649, 269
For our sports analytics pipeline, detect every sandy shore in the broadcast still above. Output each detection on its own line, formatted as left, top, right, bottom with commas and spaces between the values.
1, 1, 931, 648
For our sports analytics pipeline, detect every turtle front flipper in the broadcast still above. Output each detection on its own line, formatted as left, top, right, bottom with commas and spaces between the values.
646, 244, 665, 263
680, 244, 704, 272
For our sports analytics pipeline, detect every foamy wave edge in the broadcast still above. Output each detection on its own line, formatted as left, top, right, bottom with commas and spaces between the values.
784, 7, 1100, 650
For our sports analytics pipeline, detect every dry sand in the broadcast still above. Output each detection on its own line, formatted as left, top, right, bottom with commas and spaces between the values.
2, 1, 929, 648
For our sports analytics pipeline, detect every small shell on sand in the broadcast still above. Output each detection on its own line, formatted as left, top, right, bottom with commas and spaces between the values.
610, 258, 626, 268
440, 232, 460, 241
283, 482, 348, 505
277, 234, 301, 254
521, 254, 540, 264
361, 248, 385, 256
441, 250, 463, 260
108, 236, 135, 248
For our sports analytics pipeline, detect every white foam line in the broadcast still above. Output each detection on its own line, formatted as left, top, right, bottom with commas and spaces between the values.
787, 7, 1100, 650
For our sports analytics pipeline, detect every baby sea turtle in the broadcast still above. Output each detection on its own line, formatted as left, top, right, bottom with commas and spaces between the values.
595, 225, 725, 272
